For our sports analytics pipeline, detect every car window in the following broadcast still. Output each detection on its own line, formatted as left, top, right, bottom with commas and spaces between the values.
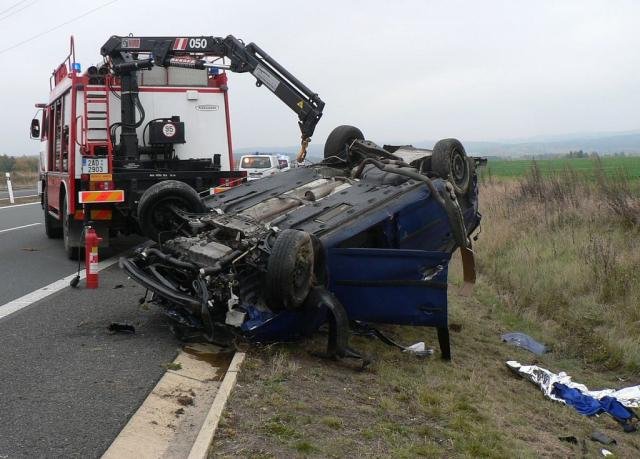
241, 157, 272, 169
278, 159, 289, 169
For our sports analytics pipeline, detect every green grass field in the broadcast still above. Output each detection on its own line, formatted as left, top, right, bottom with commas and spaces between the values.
480, 155, 640, 180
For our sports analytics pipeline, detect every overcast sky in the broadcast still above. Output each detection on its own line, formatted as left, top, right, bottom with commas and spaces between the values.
1, 0, 639, 155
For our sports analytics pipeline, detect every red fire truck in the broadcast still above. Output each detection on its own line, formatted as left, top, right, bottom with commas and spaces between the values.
31, 35, 324, 258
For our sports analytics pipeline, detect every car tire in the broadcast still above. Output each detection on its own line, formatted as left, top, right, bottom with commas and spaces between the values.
266, 229, 315, 311
137, 180, 206, 242
43, 187, 62, 239
431, 138, 471, 197
62, 196, 80, 260
323, 125, 364, 161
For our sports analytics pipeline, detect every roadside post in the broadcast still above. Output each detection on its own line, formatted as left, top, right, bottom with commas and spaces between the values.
5, 172, 14, 204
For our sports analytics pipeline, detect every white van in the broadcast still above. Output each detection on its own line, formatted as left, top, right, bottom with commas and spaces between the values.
239, 154, 288, 180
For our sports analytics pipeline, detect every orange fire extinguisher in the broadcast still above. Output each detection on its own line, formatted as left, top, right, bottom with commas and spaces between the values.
85, 226, 102, 289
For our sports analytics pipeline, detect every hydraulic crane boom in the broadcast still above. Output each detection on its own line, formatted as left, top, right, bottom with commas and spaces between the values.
100, 35, 324, 162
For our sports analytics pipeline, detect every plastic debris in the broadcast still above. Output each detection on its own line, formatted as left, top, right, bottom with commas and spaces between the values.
591, 431, 616, 445
601, 449, 613, 457
402, 342, 434, 357
507, 361, 639, 431
507, 361, 640, 407
501, 332, 547, 355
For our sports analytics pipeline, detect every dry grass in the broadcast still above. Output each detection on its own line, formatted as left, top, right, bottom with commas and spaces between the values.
211, 259, 640, 457
1, 171, 38, 189
477, 166, 640, 370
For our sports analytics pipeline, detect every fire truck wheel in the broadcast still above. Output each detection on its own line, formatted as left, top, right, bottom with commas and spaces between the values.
323, 125, 364, 161
43, 187, 62, 239
431, 138, 471, 197
265, 229, 314, 311
62, 197, 81, 260
137, 180, 206, 242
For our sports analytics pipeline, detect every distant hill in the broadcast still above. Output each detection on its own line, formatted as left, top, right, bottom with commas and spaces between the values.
234, 130, 640, 160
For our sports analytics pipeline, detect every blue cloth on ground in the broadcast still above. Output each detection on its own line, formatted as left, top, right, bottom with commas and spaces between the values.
552, 383, 634, 422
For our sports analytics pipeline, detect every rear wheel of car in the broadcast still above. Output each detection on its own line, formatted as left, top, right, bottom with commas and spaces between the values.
62, 197, 80, 260
43, 187, 62, 239
323, 125, 364, 161
137, 180, 206, 242
431, 138, 471, 197
266, 229, 315, 311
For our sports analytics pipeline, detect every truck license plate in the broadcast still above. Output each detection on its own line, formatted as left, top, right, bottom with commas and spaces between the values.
82, 157, 108, 174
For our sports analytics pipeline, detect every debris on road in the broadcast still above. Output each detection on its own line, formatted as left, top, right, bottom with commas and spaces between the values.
501, 332, 547, 355
161, 362, 183, 371
107, 323, 136, 334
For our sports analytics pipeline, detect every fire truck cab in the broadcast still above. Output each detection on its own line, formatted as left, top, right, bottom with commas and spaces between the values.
32, 35, 324, 259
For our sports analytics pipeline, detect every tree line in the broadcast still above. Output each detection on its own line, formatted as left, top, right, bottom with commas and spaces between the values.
0, 154, 38, 173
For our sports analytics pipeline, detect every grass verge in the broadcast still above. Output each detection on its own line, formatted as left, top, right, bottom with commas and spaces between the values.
210, 258, 640, 457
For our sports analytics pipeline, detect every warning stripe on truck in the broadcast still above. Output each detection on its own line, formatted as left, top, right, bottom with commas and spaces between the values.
78, 190, 125, 204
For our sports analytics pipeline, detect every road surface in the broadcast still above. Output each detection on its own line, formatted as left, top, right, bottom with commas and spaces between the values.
0, 202, 180, 457
0, 186, 38, 201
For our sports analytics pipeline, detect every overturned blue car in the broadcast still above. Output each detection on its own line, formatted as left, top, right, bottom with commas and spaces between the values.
120, 125, 482, 362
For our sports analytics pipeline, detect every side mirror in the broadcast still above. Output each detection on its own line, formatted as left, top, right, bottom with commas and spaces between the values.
30, 119, 40, 139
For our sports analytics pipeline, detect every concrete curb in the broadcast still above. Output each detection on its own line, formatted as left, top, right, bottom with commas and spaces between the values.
188, 352, 246, 459
102, 348, 245, 459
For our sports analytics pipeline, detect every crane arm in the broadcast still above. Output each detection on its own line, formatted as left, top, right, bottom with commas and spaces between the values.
101, 35, 324, 160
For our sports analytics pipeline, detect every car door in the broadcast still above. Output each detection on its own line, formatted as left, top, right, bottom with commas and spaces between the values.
327, 247, 451, 327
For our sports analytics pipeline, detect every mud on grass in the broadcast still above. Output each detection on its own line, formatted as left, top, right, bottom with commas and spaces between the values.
211, 266, 640, 457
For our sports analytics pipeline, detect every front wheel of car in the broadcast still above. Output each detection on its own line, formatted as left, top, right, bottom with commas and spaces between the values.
431, 138, 472, 197
266, 229, 315, 311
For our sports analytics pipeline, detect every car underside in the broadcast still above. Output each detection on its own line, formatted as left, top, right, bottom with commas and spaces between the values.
120, 125, 483, 362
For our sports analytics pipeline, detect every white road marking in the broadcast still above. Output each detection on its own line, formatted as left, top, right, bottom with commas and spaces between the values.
0, 255, 120, 321
0, 194, 39, 201
0, 222, 41, 234
0, 201, 40, 210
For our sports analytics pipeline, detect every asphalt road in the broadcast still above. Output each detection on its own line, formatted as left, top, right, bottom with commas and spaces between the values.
0, 187, 38, 201
0, 202, 138, 305
0, 267, 180, 458
0, 202, 181, 457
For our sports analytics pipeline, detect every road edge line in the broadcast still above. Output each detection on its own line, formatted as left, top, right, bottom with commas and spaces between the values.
0, 255, 118, 321
187, 352, 246, 459
0, 201, 40, 210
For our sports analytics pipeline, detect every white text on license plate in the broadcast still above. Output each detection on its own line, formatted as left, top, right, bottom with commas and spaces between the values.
82, 158, 108, 174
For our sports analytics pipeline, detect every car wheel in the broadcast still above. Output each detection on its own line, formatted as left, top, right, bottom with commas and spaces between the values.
323, 125, 364, 161
43, 187, 62, 239
431, 138, 471, 197
137, 180, 206, 242
62, 197, 80, 260
266, 229, 315, 311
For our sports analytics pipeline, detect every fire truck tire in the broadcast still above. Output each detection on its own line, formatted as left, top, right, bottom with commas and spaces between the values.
62, 197, 81, 260
431, 138, 471, 197
265, 229, 315, 311
137, 180, 206, 242
43, 187, 62, 239
323, 125, 364, 161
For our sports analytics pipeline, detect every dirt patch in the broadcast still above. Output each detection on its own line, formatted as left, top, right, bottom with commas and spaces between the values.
210, 264, 640, 457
